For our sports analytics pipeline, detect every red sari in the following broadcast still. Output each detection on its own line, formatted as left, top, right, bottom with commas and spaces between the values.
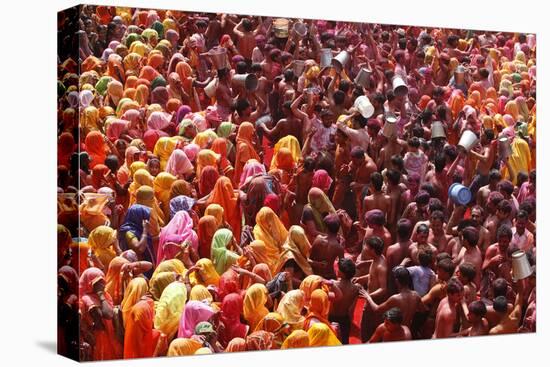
124, 298, 160, 359
219, 293, 248, 347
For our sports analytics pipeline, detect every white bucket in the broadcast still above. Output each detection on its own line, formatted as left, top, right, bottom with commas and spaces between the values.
354, 96, 374, 119
511, 251, 534, 281
458, 130, 479, 152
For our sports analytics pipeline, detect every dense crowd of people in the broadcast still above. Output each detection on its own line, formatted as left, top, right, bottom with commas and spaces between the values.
57, 5, 536, 361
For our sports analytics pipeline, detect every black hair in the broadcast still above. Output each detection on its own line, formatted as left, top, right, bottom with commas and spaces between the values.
384, 307, 403, 324
372, 92, 386, 105
430, 210, 445, 223
236, 61, 248, 74
235, 98, 251, 116
462, 226, 480, 248
492, 278, 508, 298
284, 69, 295, 82
408, 136, 421, 148
242, 18, 253, 32
391, 154, 404, 171
458, 262, 476, 282
497, 200, 512, 214
251, 63, 263, 73
418, 250, 433, 267
434, 153, 446, 172
493, 296, 508, 313
497, 225, 513, 240
370, 172, 383, 191
393, 266, 412, 288
303, 156, 316, 172
387, 169, 401, 186
366, 236, 384, 256
396, 219, 413, 241
489, 169, 502, 181
468, 300, 487, 317
428, 198, 444, 213
104, 154, 119, 172
338, 258, 356, 279
437, 258, 455, 277
339, 79, 351, 93
323, 213, 341, 234
517, 209, 529, 221
333, 90, 346, 106
447, 278, 464, 295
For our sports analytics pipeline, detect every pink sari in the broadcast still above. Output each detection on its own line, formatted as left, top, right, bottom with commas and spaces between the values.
157, 211, 198, 266
177, 300, 216, 338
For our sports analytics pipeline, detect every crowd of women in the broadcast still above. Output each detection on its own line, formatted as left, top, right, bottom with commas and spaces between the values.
57, 5, 536, 361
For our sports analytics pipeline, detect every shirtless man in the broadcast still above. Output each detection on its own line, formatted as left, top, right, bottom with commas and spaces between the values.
476, 169, 501, 207
287, 157, 315, 224
407, 224, 438, 266
385, 169, 405, 233
363, 209, 393, 249
329, 259, 360, 344
363, 172, 391, 226
425, 154, 451, 204
214, 68, 234, 121
309, 214, 345, 280
349, 147, 378, 220
484, 278, 514, 328
377, 133, 407, 172
421, 258, 455, 338
454, 226, 483, 287
232, 95, 265, 125
360, 266, 426, 342
470, 206, 491, 254
353, 237, 388, 299
386, 219, 413, 294
482, 225, 514, 284
369, 307, 412, 342
428, 210, 452, 254
460, 300, 489, 336
468, 128, 496, 196
456, 262, 478, 305
486, 199, 513, 244
232, 17, 262, 62
259, 101, 303, 145
489, 280, 524, 335
433, 278, 464, 338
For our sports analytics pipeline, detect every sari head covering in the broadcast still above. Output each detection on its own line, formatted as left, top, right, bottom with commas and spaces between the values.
205, 204, 224, 226
135, 185, 156, 208
217, 121, 235, 138
239, 159, 266, 188
272, 147, 295, 171
449, 89, 465, 120
157, 210, 198, 265
235, 122, 260, 180
58, 265, 79, 296
154, 281, 188, 340
312, 169, 333, 194
147, 111, 172, 131
104, 256, 130, 305
246, 330, 274, 351
212, 137, 233, 174
167, 338, 203, 356
169, 195, 196, 220
167, 98, 182, 114
299, 275, 328, 307
304, 289, 332, 330
239, 240, 270, 268
106, 80, 124, 106
253, 207, 289, 273
123, 53, 142, 74
177, 300, 216, 338
195, 347, 212, 355
270, 135, 302, 170
79, 267, 106, 297
207, 177, 241, 239
88, 225, 117, 269
149, 271, 177, 300
85, 131, 107, 168
128, 168, 154, 206
139, 65, 160, 82
307, 187, 337, 232
57, 224, 73, 267
183, 143, 200, 162
58, 133, 75, 167
176, 105, 192, 124
135, 84, 150, 107
189, 285, 214, 303
199, 166, 220, 198
118, 204, 152, 258
151, 86, 170, 107
254, 312, 289, 347
154, 172, 178, 219
196, 149, 220, 177
105, 119, 128, 141
281, 329, 309, 349
148, 52, 165, 70
121, 277, 149, 327
170, 179, 193, 198
225, 337, 247, 352
276, 226, 312, 276
243, 284, 269, 331
79, 89, 95, 108
189, 258, 220, 287
211, 228, 240, 274
153, 136, 181, 170
153, 259, 186, 279
198, 216, 219, 259
81, 106, 100, 130
307, 323, 341, 347
219, 293, 248, 347
505, 100, 520, 121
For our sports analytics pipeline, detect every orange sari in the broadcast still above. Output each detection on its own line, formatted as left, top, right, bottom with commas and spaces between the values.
123, 298, 160, 359
234, 122, 260, 186
207, 177, 242, 240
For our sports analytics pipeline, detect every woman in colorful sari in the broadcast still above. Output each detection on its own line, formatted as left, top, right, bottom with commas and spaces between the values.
195, 149, 220, 178
188, 258, 220, 287
118, 204, 155, 269
177, 300, 216, 338
234, 122, 261, 186
243, 283, 270, 331
124, 298, 161, 359
135, 185, 164, 234
275, 225, 313, 278
88, 225, 120, 271
198, 166, 220, 198
304, 289, 333, 331
128, 168, 154, 206
281, 329, 309, 349
153, 172, 177, 220
299, 275, 327, 309
307, 323, 341, 347
120, 277, 148, 327
218, 293, 248, 347
245, 330, 274, 351
149, 272, 176, 301
165, 149, 194, 180
253, 207, 289, 273
197, 215, 219, 259
225, 337, 247, 352
239, 159, 266, 188
85, 131, 109, 169
79, 267, 123, 360
167, 338, 202, 356
238, 239, 270, 271
206, 177, 242, 241
189, 284, 214, 304
154, 280, 187, 340
153, 136, 181, 170
270, 135, 302, 171
211, 228, 242, 275
157, 210, 198, 266
277, 289, 306, 332
212, 137, 235, 180
254, 312, 290, 349
242, 176, 269, 226
305, 187, 337, 233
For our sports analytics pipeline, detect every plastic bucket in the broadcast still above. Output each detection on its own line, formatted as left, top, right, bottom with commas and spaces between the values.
382, 115, 398, 138
448, 183, 472, 205
354, 95, 374, 119
392, 76, 408, 97
458, 130, 479, 152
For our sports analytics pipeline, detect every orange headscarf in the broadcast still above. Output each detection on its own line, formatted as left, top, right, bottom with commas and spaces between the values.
234, 122, 260, 185
124, 298, 160, 359
207, 177, 242, 240
303, 289, 333, 331
85, 131, 108, 168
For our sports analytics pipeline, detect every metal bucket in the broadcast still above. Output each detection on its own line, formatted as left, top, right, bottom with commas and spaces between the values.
204, 77, 218, 98
448, 183, 472, 205
354, 68, 372, 88
332, 51, 350, 72
293, 22, 308, 38
458, 130, 479, 152
273, 18, 289, 38
354, 95, 374, 119
498, 137, 513, 159
293, 60, 305, 77
320, 48, 332, 68
431, 121, 446, 139
511, 251, 534, 281
382, 115, 398, 138
208, 46, 228, 70
392, 76, 409, 97
232, 73, 258, 91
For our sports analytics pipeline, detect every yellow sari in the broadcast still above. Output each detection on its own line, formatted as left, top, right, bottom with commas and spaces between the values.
153, 281, 187, 340
243, 283, 269, 331
281, 330, 310, 349
189, 258, 220, 287
253, 207, 289, 274
121, 277, 149, 327
277, 289, 306, 331
307, 323, 341, 347
87, 225, 117, 269
270, 135, 302, 170
275, 225, 313, 276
